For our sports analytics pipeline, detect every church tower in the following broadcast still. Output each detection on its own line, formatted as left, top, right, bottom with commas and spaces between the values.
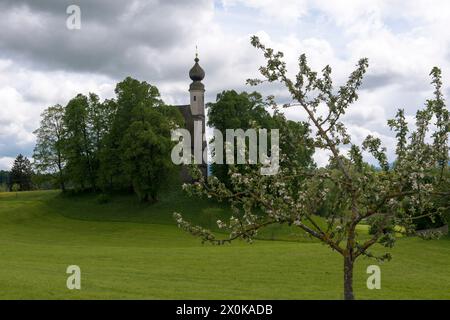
189, 53, 205, 116
188, 53, 207, 178
174, 52, 208, 182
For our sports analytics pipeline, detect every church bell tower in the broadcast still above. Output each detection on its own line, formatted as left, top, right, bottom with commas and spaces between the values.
188, 52, 207, 177
189, 52, 205, 116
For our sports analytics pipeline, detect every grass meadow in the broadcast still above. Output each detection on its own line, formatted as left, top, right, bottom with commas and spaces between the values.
0, 189, 449, 299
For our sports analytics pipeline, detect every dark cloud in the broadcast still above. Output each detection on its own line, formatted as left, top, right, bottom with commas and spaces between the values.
0, 0, 124, 21
0, 0, 213, 81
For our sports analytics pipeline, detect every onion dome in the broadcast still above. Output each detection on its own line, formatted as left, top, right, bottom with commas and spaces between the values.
189, 55, 205, 82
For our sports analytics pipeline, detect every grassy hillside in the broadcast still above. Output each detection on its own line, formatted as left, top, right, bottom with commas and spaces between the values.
0, 189, 449, 299
45, 187, 329, 242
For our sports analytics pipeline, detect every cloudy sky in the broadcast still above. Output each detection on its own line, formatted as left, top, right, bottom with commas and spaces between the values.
1, 0, 449, 169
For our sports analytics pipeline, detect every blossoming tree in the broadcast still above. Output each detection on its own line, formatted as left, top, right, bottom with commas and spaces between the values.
174, 36, 449, 300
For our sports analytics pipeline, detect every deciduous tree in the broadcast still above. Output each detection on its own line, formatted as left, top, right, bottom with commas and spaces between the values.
109, 77, 183, 201
33, 104, 67, 191
174, 36, 449, 300
207, 90, 314, 185
63, 94, 97, 190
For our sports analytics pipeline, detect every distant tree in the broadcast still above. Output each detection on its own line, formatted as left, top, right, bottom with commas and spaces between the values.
63, 94, 98, 190
10, 154, 33, 191
0, 170, 10, 191
207, 91, 273, 184
33, 104, 67, 191
31, 172, 55, 190
272, 112, 315, 192
207, 90, 314, 185
94, 99, 118, 190
98, 78, 145, 191
175, 36, 449, 300
116, 78, 183, 202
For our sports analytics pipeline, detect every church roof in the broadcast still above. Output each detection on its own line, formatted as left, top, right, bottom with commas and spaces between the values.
175, 104, 195, 148
176, 104, 192, 121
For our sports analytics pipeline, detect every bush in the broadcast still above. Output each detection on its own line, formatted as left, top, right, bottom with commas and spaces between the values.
414, 214, 446, 231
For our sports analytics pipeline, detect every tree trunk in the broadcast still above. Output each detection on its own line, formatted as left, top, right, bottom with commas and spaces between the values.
57, 153, 65, 192
343, 255, 355, 300
58, 169, 65, 192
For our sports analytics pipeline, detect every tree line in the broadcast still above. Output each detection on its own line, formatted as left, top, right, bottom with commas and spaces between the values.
29, 77, 314, 202
32, 77, 183, 202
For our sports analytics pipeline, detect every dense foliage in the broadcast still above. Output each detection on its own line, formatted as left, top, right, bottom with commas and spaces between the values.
33, 77, 183, 202
207, 90, 315, 185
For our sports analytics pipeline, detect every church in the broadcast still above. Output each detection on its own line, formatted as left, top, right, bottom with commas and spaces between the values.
175, 54, 208, 181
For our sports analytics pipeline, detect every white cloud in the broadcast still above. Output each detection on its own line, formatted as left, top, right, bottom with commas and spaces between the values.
0, 157, 15, 171
0, 58, 115, 169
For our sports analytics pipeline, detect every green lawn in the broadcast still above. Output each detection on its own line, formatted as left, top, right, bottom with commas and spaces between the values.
0, 189, 449, 299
